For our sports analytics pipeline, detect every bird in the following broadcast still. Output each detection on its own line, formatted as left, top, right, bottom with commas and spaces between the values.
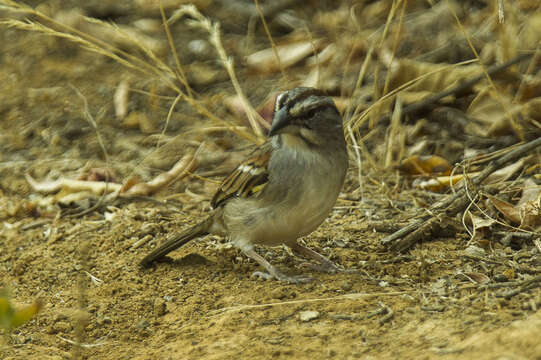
140, 87, 348, 283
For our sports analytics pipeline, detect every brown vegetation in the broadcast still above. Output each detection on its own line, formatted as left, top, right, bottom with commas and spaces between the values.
1, 0, 540, 359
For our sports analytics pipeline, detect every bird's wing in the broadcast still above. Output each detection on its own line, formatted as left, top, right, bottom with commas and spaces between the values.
211, 141, 272, 208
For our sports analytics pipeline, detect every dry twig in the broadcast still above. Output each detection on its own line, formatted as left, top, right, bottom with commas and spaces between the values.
496, 275, 541, 299
381, 137, 541, 251
366, 53, 532, 129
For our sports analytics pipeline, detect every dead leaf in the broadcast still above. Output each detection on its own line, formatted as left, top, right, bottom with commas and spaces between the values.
186, 62, 224, 86
457, 272, 490, 284
516, 178, 541, 228
26, 153, 197, 197
114, 79, 130, 120
123, 111, 156, 133
246, 40, 323, 72
487, 194, 521, 224
383, 56, 481, 94
487, 180, 541, 229
398, 155, 452, 176
467, 90, 523, 137
484, 158, 525, 184
412, 173, 472, 192
469, 213, 496, 230
224, 94, 276, 126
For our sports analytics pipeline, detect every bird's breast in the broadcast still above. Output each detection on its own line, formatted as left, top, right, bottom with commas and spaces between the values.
224, 137, 347, 249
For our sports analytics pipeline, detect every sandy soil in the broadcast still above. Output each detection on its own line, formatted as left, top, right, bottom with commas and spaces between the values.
1, 1, 540, 359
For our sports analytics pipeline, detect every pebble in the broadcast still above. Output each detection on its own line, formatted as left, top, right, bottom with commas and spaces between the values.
153, 298, 166, 317
464, 245, 485, 257
299, 310, 320, 322
270, 287, 288, 300
52, 321, 71, 334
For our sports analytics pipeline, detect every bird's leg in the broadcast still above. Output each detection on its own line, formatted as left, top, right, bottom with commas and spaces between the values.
290, 242, 342, 273
243, 248, 312, 283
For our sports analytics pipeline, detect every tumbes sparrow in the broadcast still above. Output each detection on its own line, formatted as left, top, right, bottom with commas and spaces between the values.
140, 87, 348, 283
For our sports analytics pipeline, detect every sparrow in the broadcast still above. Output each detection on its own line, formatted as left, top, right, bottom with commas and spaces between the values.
140, 87, 348, 283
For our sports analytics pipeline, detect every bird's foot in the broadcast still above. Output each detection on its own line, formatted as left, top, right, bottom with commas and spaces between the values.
244, 248, 313, 283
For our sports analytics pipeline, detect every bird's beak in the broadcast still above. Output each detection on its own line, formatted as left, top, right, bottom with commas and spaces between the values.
269, 107, 290, 137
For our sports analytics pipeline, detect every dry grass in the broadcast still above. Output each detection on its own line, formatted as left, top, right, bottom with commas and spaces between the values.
0, 1, 540, 358
0, 0, 262, 144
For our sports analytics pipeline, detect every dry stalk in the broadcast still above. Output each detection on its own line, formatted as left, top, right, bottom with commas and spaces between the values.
26, 149, 199, 197
346, 58, 478, 131
71, 86, 110, 163
381, 0, 407, 99
514, 44, 540, 103
209, 291, 407, 316
384, 97, 402, 168
159, 94, 183, 148
305, 25, 321, 89
169, 5, 267, 138
347, 40, 375, 118
368, 0, 401, 128
70, 86, 112, 218
158, 0, 193, 98
347, 125, 364, 199
0, 0, 261, 144
357, 128, 379, 171
254, 0, 290, 83
445, 0, 519, 138
452, 158, 536, 238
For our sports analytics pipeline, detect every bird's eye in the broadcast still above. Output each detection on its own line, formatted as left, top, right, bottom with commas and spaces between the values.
304, 108, 317, 119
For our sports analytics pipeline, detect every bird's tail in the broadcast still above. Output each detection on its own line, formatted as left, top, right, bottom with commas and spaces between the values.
139, 216, 213, 267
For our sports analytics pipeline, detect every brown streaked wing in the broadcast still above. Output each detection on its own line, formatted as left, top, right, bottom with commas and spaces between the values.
210, 142, 272, 208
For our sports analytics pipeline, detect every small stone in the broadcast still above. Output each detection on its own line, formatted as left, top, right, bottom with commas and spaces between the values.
53, 321, 72, 333
502, 268, 515, 280
137, 318, 150, 329
53, 313, 68, 322
270, 287, 287, 300
299, 310, 320, 322
12, 262, 26, 276
333, 239, 346, 248
405, 307, 416, 314
153, 298, 166, 317
96, 315, 112, 325
464, 245, 485, 257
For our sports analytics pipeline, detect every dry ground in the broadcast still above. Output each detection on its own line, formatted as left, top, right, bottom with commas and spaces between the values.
1, 1, 540, 359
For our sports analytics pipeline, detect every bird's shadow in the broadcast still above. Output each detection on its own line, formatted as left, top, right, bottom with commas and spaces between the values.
171, 253, 214, 267
148, 253, 213, 268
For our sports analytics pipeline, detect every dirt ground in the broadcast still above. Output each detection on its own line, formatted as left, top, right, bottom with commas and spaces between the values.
1, 1, 540, 359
